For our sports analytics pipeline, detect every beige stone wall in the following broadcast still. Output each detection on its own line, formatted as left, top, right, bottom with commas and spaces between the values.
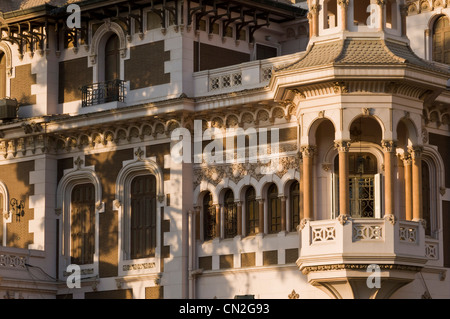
10, 64, 36, 106
0, 160, 35, 248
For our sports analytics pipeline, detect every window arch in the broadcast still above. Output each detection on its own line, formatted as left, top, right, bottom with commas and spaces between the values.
223, 189, 237, 239
385, 0, 398, 29
245, 187, 259, 236
334, 151, 381, 218
268, 184, 281, 234
114, 157, 164, 261
105, 34, 120, 82
354, 0, 371, 26
289, 181, 300, 231
56, 165, 104, 276
203, 192, 217, 240
324, 0, 338, 29
432, 15, 450, 64
130, 174, 157, 259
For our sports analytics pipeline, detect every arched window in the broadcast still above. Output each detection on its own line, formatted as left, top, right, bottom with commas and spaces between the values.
290, 181, 300, 231
0, 52, 6, 99
224, 190, 237, 238
71, 183, 95, 265
354, 0, 371, 26
130, 175, 157, 259
245, 187, 259, 236
433, 16, 450, 64
422, 161, 431, 236
203, 192, 216, 240
385, 0, 397, 29
268, 184, 281, 234
324, 0, 338, 29
334, 152, 380, 218
105, 34, 120, 82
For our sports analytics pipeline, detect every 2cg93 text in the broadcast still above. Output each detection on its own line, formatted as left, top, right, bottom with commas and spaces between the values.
223, 303, 269, 314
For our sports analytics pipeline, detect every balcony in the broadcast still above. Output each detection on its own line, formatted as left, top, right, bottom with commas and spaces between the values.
192, 51, 305, 97
297, 217, 430, 299
81, 79, 125, 108
0, 245, 58, 298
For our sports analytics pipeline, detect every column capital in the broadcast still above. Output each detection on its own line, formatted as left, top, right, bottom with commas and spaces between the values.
381, 140, 397, 153
192, 206, 201, 215
399, 4, 409, 16
376, 0, 386, 7
400, 152, 412, 165
278, 195, 287, 201
309, 4, 320, 14
338, 0, 349, 7
300, 145, 316, 158
334, 140, 351, 152
407, 145, 424, 159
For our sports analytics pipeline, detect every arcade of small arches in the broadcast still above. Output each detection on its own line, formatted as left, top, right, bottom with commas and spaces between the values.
191, 112, 443, 243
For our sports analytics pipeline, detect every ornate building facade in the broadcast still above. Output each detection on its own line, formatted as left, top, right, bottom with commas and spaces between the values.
0, 0, 449, 299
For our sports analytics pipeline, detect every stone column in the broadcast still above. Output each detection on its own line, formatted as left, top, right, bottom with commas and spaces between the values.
377, 0, 386, 31
338, 0, 349, 31
400, 4, 408, 37
236, 201, 242, 236
382, 140, 396, 218
301, 146, 315, 221
280, 195, 287, 232
215, 204, 221, 239
334, 141, 351, 216
402, 153, 413, 221
308, 4, 319, 37
409, 146, 423, 221
258, 198, 265, 234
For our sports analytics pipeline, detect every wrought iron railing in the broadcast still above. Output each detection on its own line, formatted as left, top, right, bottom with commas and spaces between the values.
81, 79, 125, 107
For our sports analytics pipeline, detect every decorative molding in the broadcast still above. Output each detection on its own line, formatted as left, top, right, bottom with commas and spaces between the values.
337, 214, 350, 225
300, 263, 422, 275
300, 145, 316, 158
334, 140, 351, 152
288, 289, 299, 299
384, 214, 397, 225
381, 140, 397, 153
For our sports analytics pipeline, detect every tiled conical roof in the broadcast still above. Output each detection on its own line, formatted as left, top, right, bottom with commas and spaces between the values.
0, 0, 83, 13
277, 38, 450, 75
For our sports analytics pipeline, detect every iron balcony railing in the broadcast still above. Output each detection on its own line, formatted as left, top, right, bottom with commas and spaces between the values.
81, 79, 125, 107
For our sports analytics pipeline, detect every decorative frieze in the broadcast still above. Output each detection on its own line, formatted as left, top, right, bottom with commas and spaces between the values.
0, 254, 27, 269
123, 262, 156, 271
300, 263, 422, 275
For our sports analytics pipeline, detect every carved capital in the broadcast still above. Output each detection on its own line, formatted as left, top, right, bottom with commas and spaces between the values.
399, 4, 409, 16
381, 140, 397, 153
300, 145, 316, 158
310, 4, 320, 14
384, 214, 396, 225
297, 218, 310, 231
407, 145, 423, 160
401, 152, 412, 166
334, 140, 351, 152
337, 214, 350, 225
338, 0, 349, 8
